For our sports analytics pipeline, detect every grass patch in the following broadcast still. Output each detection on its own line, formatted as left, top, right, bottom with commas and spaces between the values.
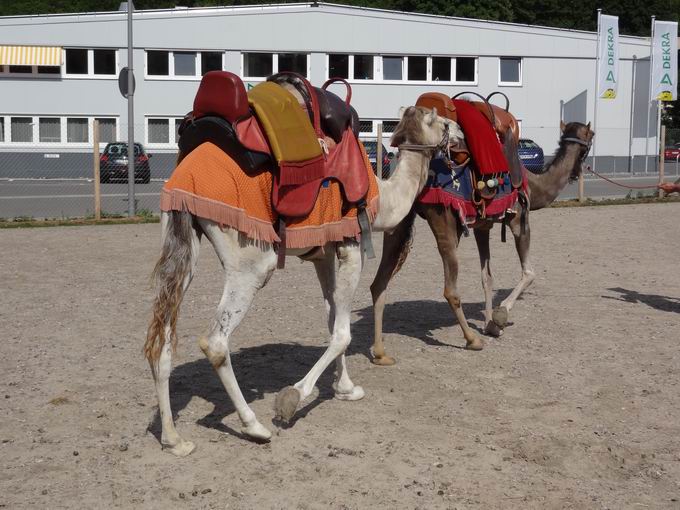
0, 214, 160, 229
552, 194, 680, 208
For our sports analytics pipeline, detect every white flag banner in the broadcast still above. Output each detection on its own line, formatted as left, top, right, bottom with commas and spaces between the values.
652, 20, 678, 101
598, 14, 619, 99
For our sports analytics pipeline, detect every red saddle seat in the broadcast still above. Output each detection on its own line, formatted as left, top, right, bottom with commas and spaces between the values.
193, 71, 250, 124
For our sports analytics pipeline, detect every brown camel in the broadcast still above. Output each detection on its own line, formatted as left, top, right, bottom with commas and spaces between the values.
369, 120, 594, 365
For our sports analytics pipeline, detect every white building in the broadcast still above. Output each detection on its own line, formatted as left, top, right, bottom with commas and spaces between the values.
0, 2, 662, 176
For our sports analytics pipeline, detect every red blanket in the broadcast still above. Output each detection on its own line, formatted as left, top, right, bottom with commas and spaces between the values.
452, 100, 508, 176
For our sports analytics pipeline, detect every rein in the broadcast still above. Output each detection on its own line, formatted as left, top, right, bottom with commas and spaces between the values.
397, 124, 451, 157
561, 134, 658, 191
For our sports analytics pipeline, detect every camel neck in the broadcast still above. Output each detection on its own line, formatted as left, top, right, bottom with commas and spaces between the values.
528, 143, 582, 210
372, 150, 431, 231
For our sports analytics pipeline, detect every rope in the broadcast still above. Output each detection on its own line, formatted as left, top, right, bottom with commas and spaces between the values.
584, 166, 659, 190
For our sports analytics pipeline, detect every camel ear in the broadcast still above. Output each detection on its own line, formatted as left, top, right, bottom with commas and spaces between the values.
560, 120, 567, 133
398, 106, 406, 120
586, 121, 591, 131
427, 107, 438, 125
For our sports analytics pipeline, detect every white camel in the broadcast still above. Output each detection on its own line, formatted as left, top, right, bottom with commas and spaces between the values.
144, 105, 462, 456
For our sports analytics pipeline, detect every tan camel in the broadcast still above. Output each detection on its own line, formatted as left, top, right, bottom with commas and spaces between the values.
369, 121, 594, 365
144, 105, 463, 455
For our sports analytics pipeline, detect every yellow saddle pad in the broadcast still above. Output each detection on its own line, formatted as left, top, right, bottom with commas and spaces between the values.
247, 81, 322, 163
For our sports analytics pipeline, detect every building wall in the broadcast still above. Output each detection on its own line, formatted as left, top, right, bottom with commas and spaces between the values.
0, 3, 658, 172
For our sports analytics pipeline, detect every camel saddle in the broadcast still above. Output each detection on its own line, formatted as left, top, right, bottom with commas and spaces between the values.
177, 71, 373, 266
415, 92, 523, 189
178, 71, 368, 217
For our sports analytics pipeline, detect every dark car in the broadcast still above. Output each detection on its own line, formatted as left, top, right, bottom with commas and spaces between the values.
664, 142, 680, 161
100, 142, 152, 184
518, 138, 545, 173
362, 140, 394, 178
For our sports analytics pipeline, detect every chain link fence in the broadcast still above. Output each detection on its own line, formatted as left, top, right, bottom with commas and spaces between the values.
0, 117, 675, 221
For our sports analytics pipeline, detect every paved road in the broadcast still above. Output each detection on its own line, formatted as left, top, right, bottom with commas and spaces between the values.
0, 175, 673, 219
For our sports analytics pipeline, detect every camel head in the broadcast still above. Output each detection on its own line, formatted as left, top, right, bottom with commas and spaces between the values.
559, 121, 595, 182
391, 106, 463, 151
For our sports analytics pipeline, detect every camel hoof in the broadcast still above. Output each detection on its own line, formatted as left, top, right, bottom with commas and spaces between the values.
335, 385, 365, 401
484, 320, 504, 338
162, 439, 196, 457
492, 306, 509, 328
274, 386, 301, 423
242, 420, 272, 441
465, 336, 484, 351
371, 355, 396, 366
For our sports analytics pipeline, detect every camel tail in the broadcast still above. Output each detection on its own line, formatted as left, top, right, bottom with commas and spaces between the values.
392, 207, 417, 277
144, 210, 196, 369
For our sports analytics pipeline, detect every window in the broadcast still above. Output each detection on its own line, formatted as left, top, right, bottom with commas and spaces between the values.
174, 52, 196, 76
65, 49, 88, 74
455, 57, 476, 83
243, 53, 273, 78
175, 118, 183, 140
432, 57, 451, 81
382, 120, 399, 133
382, 56, 403, 80
329, 54, 349, 79
201, 52, 222, 75
67, 118, 88, 143
354, 55, 374, 80
38, 66, 61, 75
11, 117, 33, 142
408, 56, 427, 81
0, 117, 4, 142
9, 65, 32, 74
96, 118, 117, 143
359, 120, 374, 134
39, 118, 61, 143
278, 53, 307, 77
93, 49, 116, 75
148, 118, 170, 143
147, 51, 170, 76
500, 57, 522, 85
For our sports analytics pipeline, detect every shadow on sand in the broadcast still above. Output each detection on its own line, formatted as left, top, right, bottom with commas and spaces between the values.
603, 287, 680, 314
148, 290, 514, 442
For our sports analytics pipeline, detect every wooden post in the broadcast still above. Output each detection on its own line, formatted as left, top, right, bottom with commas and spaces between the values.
578, 171, 585, 203
376, 123, 383, 180
658, 124, 666, 197
93, 119, 101, 220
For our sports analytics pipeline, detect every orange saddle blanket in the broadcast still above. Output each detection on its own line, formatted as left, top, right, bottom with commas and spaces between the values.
160, 142, 379, 249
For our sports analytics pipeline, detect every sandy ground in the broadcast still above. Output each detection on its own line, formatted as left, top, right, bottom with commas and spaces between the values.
1, 203, 680, 510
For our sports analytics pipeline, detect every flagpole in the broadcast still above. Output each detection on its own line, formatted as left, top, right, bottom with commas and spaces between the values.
592, 8, 601, 176
645, 15, 656, 174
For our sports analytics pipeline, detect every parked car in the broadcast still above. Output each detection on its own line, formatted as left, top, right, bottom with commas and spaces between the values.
100, 142, 152, 184
362, 140, 394, 178
518, 138, 545, 173
664, 143, 680, 161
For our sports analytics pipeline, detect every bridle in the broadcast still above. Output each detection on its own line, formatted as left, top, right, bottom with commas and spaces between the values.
396, 123, 451, 158
561, 133, 592, 165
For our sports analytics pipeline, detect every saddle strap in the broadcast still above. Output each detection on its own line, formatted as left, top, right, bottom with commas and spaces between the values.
501, 216, 507, 243
277, 218, 287, 269
357, 202, 375, 259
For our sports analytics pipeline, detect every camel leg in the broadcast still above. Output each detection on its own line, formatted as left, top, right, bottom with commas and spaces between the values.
198, 223, 277, 441
312, 249, 358, 397
153, 215, 201, 457
473, 227, 503, 337
422, 206, 483, 350
369, 210, 416, 366
275, 241, 364, 422
495, 212, 535, 327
